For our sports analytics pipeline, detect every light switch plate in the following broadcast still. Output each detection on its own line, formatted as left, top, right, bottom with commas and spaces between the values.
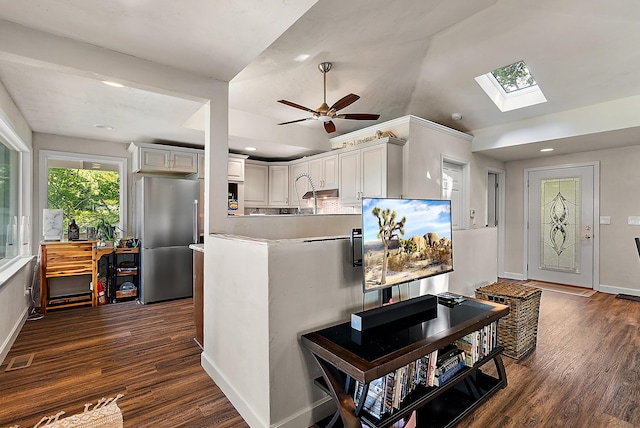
628, 216, 640, 225
600, 216, 611, 225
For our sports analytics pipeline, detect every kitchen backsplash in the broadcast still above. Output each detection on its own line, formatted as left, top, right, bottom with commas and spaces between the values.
244, 198, 359, 215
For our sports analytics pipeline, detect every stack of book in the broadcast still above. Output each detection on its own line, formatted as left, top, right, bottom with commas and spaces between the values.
454, 320, 498, 367
353, 320, 500, 420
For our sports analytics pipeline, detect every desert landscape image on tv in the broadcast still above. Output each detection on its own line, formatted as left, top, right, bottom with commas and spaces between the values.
362, 198, 453, 292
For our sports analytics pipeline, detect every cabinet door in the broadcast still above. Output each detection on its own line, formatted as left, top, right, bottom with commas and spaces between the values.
197, 153, 205, 179
228, 157, 245, 181
244, 163, 269, 206
289, 161, 309, 208
322, 154, 339, 189
268, 165, 289, 206
141, 147, 171, 171
308, 158, 324, 189
339, 151, 361, 204
361, 145, 387, 198
171, 151, 198, 174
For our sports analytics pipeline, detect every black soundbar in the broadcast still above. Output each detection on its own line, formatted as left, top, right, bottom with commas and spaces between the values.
350, 294, 438, 331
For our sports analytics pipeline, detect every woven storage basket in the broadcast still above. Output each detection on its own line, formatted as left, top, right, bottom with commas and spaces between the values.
475, 282, 542, 359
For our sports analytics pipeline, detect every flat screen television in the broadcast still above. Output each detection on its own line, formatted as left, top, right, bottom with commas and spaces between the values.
362, 197, 453, 293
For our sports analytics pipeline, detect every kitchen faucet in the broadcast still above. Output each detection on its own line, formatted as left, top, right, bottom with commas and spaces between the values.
294, 172, 317, 215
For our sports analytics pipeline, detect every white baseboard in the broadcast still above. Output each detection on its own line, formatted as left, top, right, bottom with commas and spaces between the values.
0, 306, 28, 366
598, 284, 640, 297
503, 272, 525, 281
200, 352, 335, 428
200, 352, 266, 428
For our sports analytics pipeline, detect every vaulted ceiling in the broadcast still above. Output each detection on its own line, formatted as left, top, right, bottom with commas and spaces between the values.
1, 0, 639, 161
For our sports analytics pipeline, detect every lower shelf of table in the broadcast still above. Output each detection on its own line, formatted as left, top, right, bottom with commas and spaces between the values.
313, 348, 506, 428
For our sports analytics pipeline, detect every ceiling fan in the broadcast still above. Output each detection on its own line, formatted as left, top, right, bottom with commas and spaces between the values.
277, 62, 380, 133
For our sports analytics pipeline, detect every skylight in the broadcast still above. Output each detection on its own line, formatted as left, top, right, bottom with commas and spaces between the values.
475, 60, 546, 112
491, 61, 537, 93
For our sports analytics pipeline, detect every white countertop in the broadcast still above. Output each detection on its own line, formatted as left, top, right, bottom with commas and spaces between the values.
189, 243, 204, 253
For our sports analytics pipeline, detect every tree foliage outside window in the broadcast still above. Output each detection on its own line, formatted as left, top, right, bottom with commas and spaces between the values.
47, 167, 120, 232
491, 60, 537, 93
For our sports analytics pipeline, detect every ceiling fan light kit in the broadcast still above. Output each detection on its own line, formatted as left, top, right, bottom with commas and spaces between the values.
277, 62, 380, 133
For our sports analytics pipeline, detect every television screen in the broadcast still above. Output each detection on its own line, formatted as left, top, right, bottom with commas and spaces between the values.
362, 198, 453, 292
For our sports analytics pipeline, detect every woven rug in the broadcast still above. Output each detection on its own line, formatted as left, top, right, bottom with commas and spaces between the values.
10, 395, 123, 428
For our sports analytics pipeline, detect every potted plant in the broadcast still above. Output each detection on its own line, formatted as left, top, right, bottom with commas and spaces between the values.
95, 218, 116, 247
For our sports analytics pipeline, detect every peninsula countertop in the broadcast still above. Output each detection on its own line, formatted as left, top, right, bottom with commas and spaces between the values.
189, 243, 204, 253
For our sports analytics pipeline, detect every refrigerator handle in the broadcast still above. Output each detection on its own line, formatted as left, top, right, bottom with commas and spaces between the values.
193, 199, 199, 244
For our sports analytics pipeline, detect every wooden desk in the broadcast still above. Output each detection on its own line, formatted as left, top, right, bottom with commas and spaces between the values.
302, 297, 510, 428
39, 241, 113, 313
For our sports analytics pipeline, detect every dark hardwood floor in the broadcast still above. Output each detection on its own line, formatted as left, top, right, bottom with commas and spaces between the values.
0, 299, 249, 428
1, 289, 638, 428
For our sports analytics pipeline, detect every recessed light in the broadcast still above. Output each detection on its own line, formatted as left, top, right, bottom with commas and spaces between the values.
93, 124, 113, 130
245, 147, 257, 151
540, 148, 554, 152
102, 81, 124, 88
294, 54, 310, 62
451, 113, 462, 121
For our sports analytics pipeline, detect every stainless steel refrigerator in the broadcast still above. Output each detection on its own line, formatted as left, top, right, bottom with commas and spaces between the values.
135, 176, 200, 304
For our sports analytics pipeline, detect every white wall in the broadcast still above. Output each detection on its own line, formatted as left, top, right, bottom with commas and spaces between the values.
202, 234, 363, 428
504, 144, 640, 295
0, 260, 33, 364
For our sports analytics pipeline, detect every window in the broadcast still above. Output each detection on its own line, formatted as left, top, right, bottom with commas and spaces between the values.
40, 151, 127, 241
0, 138, 19, 266
475, 60, 547, 112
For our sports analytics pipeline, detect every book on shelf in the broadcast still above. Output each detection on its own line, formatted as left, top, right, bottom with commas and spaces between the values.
433, 359, 466, 386
453, 320, 498, 367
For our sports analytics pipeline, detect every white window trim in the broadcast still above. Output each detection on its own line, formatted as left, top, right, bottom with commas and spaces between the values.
38, 150, 127, 241
0, 114, 31, 275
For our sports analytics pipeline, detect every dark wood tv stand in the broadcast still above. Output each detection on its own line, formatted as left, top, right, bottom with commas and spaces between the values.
301, 297, 510, 428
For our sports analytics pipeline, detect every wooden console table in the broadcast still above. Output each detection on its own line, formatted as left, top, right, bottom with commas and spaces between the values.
301, 297, 510, 428
39, 241, 114, 313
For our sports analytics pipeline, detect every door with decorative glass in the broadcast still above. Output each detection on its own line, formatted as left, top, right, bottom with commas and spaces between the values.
527, 164, 596, 287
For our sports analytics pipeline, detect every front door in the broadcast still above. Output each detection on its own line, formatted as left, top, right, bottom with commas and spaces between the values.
526, 164, 597, 288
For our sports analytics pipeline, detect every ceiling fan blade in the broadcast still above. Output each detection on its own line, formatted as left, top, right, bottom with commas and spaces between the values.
329, 93, 360, 112
278, 100, 317, 114
335, 113, 380, 121
324, 121, 336, 133
278, 117, 313, 125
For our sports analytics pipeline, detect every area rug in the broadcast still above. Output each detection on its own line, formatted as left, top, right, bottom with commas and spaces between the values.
524, 281, 597, 297
10, 394, 123, 428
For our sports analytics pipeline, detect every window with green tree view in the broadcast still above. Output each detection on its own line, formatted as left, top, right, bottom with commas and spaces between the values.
47, 161, 120, 238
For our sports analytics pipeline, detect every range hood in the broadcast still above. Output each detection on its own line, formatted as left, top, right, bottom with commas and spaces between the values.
302, 189, 339, 199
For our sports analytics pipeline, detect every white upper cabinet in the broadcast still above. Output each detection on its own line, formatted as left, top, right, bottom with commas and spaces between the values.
308, 154, 338, 189
268, 165, 289, 206
339, 139, 404, 204
228, 154, 246, 182
244, 162, 269, 207
129, 142, 200, 174
338, 151, 361, 204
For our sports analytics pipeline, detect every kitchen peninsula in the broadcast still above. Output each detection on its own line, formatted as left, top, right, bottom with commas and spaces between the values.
200, 215, 498, 428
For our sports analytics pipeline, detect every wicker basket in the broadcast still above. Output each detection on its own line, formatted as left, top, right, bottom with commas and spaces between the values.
475, 282, 542, 359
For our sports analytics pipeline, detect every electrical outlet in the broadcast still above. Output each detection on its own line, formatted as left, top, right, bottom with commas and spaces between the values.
24, 284, 30, 296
